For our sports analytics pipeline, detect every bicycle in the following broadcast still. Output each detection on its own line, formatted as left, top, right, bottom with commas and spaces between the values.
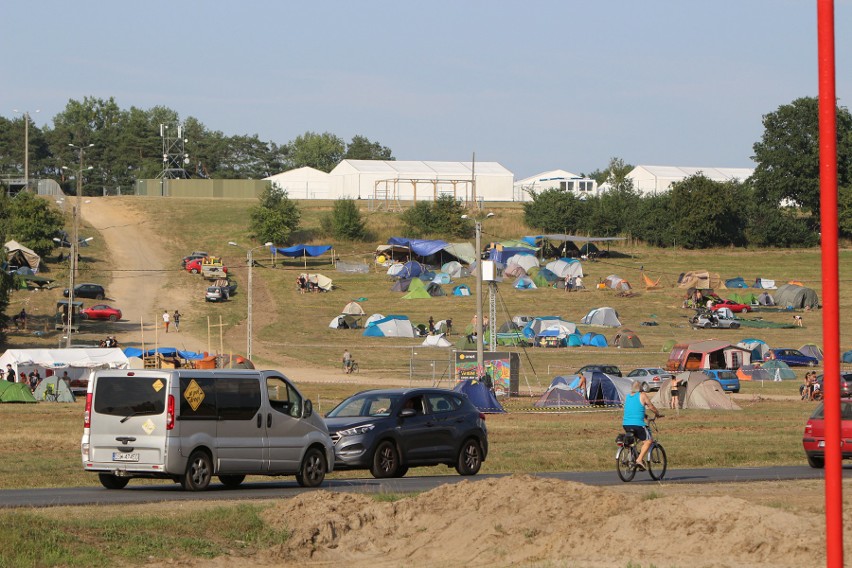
343, 360, 359, 374
615, 415, 667, 482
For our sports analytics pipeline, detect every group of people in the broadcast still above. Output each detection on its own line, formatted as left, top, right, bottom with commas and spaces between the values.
99, 336, 119, 348
4, 364, 72, 393
296, 274, 321, 293
427, 316, 452, 336
162, 310, 181, 333
800, 371, 822, 401
564, 275, 583, 292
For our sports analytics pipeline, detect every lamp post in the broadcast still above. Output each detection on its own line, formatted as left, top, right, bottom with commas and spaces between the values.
63, 144, 94, 348
13, 109, 39, 191
228, 241, 273, 361
462, 212, 494, 380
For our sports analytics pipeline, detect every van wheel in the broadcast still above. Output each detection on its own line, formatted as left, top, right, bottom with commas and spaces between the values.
181, 451, 213, 491
98, 473, 129, 489
218, 475, 245, 488
370, 440, 400, 478
456, 439, 483, 476
296, 448, 326, 487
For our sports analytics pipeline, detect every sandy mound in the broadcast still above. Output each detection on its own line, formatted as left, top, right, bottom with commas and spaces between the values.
252, 475, 827, 568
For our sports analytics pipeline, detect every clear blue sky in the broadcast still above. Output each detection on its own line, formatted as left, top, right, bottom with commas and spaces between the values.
3, 1, 850, 179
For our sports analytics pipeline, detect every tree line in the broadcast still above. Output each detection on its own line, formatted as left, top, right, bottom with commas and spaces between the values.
0, 96, 394, 196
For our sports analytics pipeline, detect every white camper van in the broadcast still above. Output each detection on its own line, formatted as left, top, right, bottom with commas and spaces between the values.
81, 369, 333, 491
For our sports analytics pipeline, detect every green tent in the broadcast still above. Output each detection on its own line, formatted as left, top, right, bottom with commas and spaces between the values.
760, 360, 797, 380
661, 339, 676, 353
0, 382, 37, 403
402, 279, 431, 300
729, 292, 757, 305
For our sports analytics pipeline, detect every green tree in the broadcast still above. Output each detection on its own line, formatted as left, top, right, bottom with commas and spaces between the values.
583, 156, 634, 187
291, 131, 345, 172
399, 201, 434, 238
751, 97, 852, 221
522, 188, 586, 232
249, 185, 300, 245
400, 196, 473, 239
629, 193, 674, 247
667, 174, 746, 248
344, 135, 394, 161
6, 191, 64, 257
320, 198, 368, 241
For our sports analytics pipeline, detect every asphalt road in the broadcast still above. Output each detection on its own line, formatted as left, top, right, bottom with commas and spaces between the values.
2, 465, 849, 509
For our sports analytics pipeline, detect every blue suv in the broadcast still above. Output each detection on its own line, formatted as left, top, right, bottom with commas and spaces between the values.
703, 370, 740, 393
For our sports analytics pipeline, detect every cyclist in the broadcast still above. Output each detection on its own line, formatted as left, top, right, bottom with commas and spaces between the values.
622, 380, 662, 471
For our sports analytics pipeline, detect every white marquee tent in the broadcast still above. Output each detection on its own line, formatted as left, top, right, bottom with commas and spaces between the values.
0, 348, 129, 383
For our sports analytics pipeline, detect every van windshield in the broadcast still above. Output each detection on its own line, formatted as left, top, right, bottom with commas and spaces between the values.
94, 376, 166, 417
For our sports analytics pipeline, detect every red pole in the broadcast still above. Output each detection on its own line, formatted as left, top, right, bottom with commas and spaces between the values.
816, 1, 843, 567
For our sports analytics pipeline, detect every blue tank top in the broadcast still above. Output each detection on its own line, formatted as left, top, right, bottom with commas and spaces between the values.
622, 392, 646, 426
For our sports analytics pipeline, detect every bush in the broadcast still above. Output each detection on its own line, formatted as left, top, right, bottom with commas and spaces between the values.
320, 198, 368, 241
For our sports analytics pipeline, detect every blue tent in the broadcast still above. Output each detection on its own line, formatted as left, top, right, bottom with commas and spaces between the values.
843, 350, 852, 363
514, 276, 537, 290
399, 261, 424, 279
453, 379, 505, 413
362, 315, 416, 337
123, 347, 204, 360
586, 371, 627, 406
581, 332, 608, 347
453, 284, 471, 296
418, 270, 436, 281
550, 375, 580, 388
566, 333, 582, 347
725, 277, 749, 288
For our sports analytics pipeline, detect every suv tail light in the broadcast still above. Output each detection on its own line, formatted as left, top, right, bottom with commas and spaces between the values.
83, 393, 93, 428
166, 395, 175, 430
804, 421, 813, 435
479, 412, 487, 421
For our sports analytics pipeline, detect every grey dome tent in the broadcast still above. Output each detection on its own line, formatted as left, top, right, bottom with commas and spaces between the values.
534, 385, 588, 407
652, 373, 741, 410
33, 375, 76, 402
612, 329, 643, 348
581, 307, 622, 327
774, 284, 820, 309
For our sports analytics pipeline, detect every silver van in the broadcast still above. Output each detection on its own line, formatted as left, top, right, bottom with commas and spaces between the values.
81, 369, 333, 491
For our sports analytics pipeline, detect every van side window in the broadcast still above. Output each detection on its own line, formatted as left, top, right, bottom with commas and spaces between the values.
217, 378, 261, 420
179, 377, 216, 419
267, 377, 302, 418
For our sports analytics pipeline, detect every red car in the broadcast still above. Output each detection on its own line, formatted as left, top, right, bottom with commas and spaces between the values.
185, 258, 206, 273
80, 304, 122, 322
802, 400, 852, 468
710, 299, 752, 313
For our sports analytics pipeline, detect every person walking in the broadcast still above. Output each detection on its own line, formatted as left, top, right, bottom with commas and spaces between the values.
342, 349, 353, 374
162, 310, 170, 333
173, 310, 181, 332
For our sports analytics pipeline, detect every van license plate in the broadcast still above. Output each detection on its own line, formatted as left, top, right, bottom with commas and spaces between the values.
113, 452, 139, 462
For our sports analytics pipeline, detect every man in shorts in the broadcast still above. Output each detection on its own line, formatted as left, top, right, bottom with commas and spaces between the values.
622, 380, 661, 471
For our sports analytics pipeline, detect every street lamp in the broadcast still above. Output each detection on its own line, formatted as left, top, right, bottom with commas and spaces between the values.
461, 212, 494, 380
62, 143, 94, 348
13, 109, 39, 191
228, 241, 273, 361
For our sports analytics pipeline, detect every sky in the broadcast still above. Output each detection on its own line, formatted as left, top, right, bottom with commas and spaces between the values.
3, 1, 851, 180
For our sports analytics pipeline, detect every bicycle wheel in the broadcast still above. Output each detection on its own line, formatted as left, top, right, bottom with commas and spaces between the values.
647, 443, 667, 480
616, 446, 637, 482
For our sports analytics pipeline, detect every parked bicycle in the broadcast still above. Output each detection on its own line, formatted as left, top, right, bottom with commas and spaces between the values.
615, 415, 667, 482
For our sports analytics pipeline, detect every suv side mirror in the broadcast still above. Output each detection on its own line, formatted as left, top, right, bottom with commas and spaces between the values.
399, 408, 416, 418
303, 399, 313, 418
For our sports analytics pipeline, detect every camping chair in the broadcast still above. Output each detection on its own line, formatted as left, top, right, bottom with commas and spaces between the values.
43, 382, 57, 402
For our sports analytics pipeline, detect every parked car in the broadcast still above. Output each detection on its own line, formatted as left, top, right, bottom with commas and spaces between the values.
626, 367, 674, 391
185, 258, 207, 274
325, 388, 488, 478
702, 369, 741, 393
63, 283, 105, 300
577, 364, 622, 377
80, 304, 122, 322
802, 399, 852, 468
813, 372, 852, 398
710, 299, 752, 313
205, 286, 225, 302
768, 348, 819, 367
181, 251, 209, 268
689, 308, 740, 329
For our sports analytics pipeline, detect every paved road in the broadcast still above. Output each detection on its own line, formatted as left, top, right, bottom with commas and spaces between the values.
2, 465, 849, 509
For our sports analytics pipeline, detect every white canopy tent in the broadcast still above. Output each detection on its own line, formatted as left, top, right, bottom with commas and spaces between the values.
0, 348, 129, 385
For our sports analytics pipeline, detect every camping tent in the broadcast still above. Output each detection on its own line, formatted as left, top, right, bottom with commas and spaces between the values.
32, 376, 76, 402
666, 339, 752, 371
737, 339, 771, 362
422, 334, 452, 347
0, 381, 37, 403
402, 279, 430, 299
545, 259, 583, 279
302, 273, 333, 291
453, 379, 505, 413
760, 360, 797, 380
363, 315, 416, 338
799, 344, 824, 361
534, 384, 588, 407
425, 282, 445, 297
756, 291, 775, 306
342, 301, 365, 316
652, 373, 741, 410
737, 365, 772, 381
725, 277, 748, 289
604, 275, 631, 291
774, 284, 820, 309
585, 372, 632, 406
0, 349, 129, 389
387, 263, 406, 277
4, 240, 41, 273
678, 271, 725, 290
753, 278, 777, 289
365, 313, 385, 326
506, 254, 539, 271
329, 314, 361, 329
612, 329, 643, 348
452, 284, 471, 296
503, 264, 526, 278
514, 276, 537, 290
729, 292, 758, 305
391, 278, 413, 292
397, 261, 424, 279
432, 272, 452, 285
581, 332, 608, 347
441, 261, 468, 279
522, 317, 576, 339
581, 307, 622, 327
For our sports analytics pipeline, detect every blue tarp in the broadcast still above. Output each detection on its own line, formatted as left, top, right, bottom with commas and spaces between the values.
123, 347, 204, 360
273, 245, 333, 257
387, 237, 448, 257
488, 248, 536, 264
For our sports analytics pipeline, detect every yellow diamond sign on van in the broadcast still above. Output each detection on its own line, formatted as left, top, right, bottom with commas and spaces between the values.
184, 379, 205, 411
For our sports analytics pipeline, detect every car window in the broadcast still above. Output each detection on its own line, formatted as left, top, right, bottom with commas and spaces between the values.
402, 395, 426, 415
327, 393, 399, 418
427, 393, 457, 414
266, 376, 302, 418
813, 402, 852, 420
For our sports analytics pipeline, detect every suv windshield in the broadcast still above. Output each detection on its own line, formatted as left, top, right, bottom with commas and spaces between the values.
93, 376, 166, 417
